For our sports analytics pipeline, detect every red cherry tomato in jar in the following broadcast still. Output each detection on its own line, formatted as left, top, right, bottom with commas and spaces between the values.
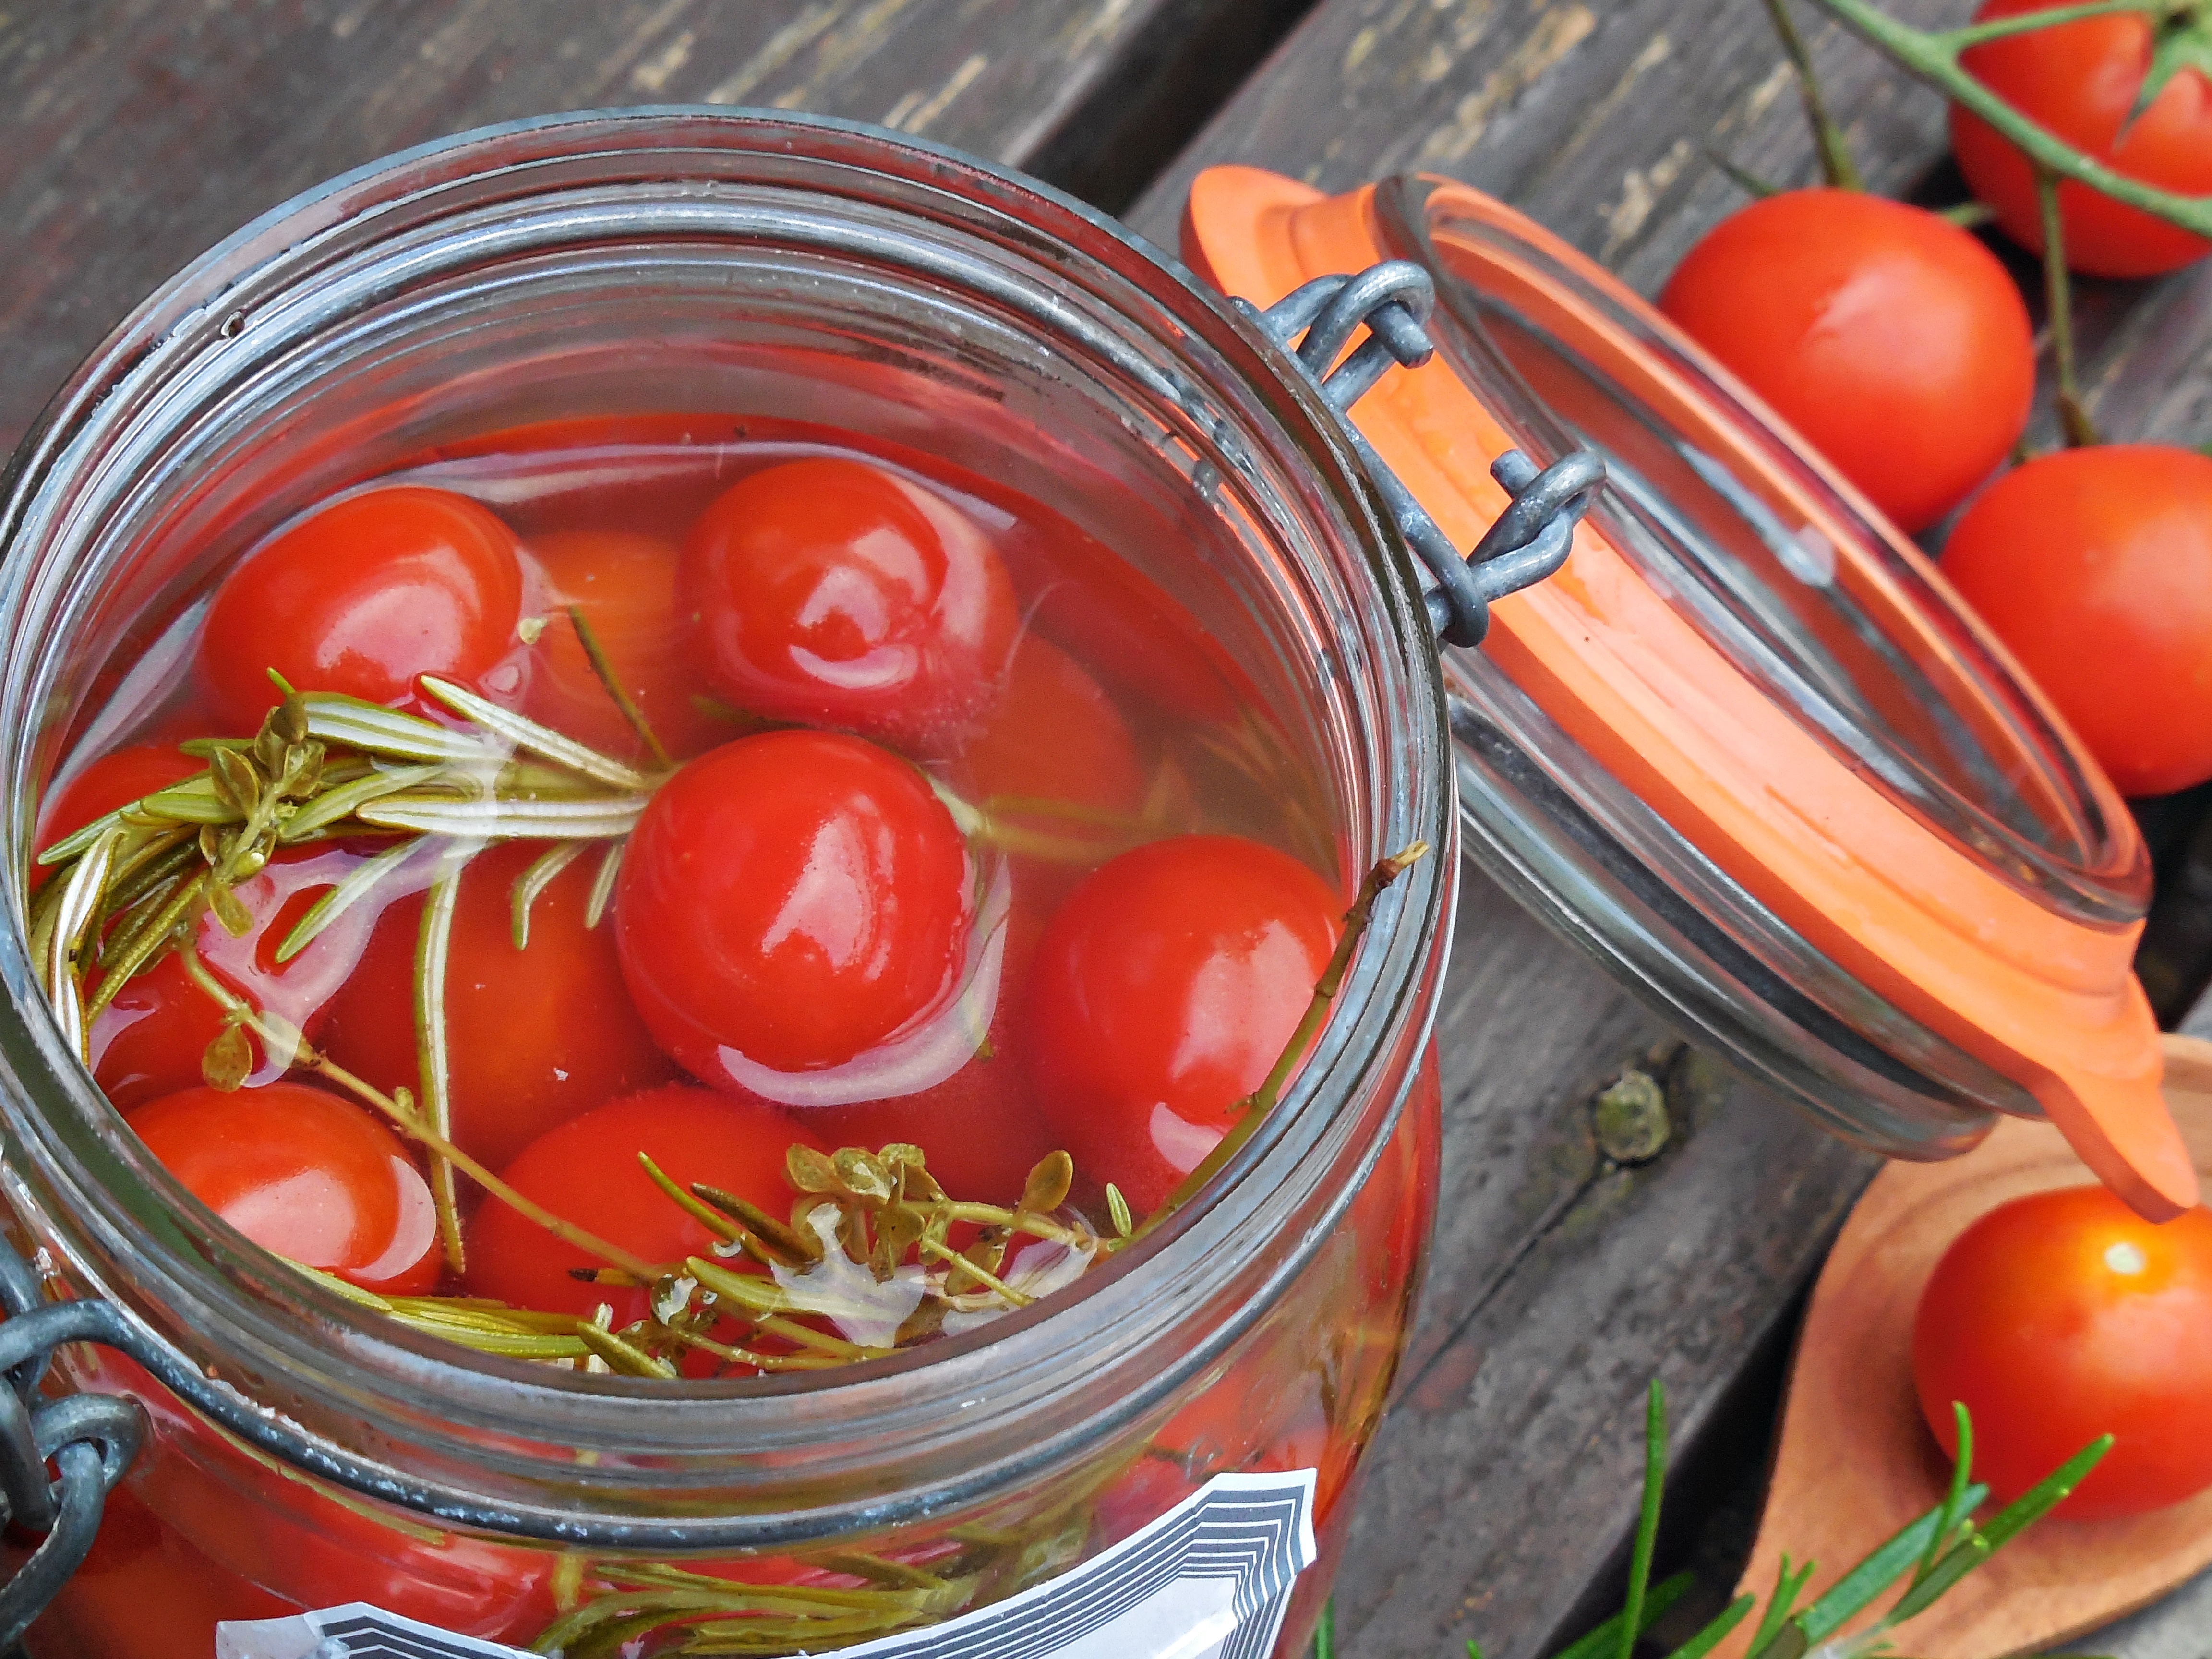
1657, 189, 2035, 533
679, 457, 1019, 756
130, 1082, 439, 1295
22, 1482, 295, 1659
1025, 835, 1339, 1215
957, 633, 1144, 817
1941, 445, 2212, 797
196, 486, 526, 732
1951, 0, 2212, 279
812, 896, 1058, 1205
465, 1085, 819, 1322
89, 954, 235, 1113
322, 839, 674, 1171
520, 528, 724, 761
1913, 1185, 2212, 1518
616, 730, 971, 1084
90, 842, 380, 1106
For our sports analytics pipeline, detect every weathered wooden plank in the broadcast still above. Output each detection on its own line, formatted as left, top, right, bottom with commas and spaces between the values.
0, 0, 1311, 453
1366, 865, 1875, 1659
1127, 0, 1959, 278
2087, 1564, 2212, 1659
1126, 2, 2207, 1655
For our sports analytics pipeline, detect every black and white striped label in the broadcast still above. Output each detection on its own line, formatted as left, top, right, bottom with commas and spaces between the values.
214, 1467, 1319, 1659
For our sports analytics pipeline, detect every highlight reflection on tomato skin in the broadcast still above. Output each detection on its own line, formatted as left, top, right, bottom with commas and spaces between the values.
679, 457, 1019, 756
1026, 835, 1340, 1214
615, 730, 971, 1082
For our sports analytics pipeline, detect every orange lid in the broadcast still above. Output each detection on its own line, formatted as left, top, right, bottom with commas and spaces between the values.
1184, 166, 2195, 1220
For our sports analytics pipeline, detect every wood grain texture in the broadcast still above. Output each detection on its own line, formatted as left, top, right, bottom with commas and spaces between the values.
0, 0, 1310, 453
1127, 0, 1959, 281
1127, 2, 2207, 1655
1361, 865, 1878, 1659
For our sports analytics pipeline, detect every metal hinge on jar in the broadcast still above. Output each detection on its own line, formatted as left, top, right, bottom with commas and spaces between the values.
1233, 260, 1604, 649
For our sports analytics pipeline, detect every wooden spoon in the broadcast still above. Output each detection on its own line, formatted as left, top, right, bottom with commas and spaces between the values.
1723, 1033, 2212, 1659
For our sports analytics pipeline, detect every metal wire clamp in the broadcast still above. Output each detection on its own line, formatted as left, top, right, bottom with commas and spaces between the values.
1234, 260, 1604, 648
0, 1238, 145, 1653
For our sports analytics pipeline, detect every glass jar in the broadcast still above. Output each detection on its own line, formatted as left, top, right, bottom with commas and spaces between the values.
0, 112, 1455, 1657
1182, 165, 2189, 1219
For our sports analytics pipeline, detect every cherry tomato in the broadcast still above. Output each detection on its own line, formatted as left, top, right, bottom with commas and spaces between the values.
24, 1483, 293, 1659
196, 486, 526, 732
616, 731, 971, 1085
678, 457, 1019, 756
465, 1085, 819, 1322
89, 954, 234, 1112
1952, 0, 2212, 279
1657, 189, 2035, 532
322, 839, 674, 1171
520, 528, 724, 761
70, 1364, 553, 1650
811, 896, 1057, 1205
962, 632, 1141, 806
955, 632, 1147, 904
130, 1082, 439, 1295
1913, 1184, 2212, 1518
1025, 835, 1339, 1215
90, 843, 380, 1106
1941, 445, 2212, 797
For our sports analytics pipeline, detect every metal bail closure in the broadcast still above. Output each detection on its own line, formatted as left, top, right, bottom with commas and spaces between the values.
1232, 260, 1604, 649
0, 1241, 144, 1648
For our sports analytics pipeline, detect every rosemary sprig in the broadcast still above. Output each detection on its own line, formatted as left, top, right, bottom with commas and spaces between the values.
415, 841, 480, 1274
1446, 1385, 2111, 1659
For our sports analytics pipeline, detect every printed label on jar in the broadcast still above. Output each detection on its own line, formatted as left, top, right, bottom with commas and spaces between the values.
214, 1467, 1319, 1659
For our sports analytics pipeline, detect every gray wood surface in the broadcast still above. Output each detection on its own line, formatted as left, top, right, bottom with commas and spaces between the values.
1130, 2, 2212, 1656
0, 0, 1308, 453
1371, 871, 1875, 1659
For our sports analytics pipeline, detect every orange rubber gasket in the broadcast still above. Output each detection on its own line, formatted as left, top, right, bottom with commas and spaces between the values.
1184, 165, 2194, 1218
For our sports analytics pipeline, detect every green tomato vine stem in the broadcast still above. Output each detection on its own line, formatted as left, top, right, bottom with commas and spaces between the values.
1763, 0, 1867, 190
2035, 163, 2105, 448
1805, 0, 2212, 240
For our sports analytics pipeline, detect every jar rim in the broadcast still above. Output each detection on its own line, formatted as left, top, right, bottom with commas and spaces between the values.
0, 108, 1455, 1545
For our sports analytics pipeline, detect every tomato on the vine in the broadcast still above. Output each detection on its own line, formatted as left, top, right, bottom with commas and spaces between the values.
322, 839, 674, 1171
130, 1082, 439, 1295
90, 843, 379, 1107
1941, 445, 2212, 797
1657, 189, 2035, 533
520, 528, 724, 761
616, 730, 971, 1087
1024, 834, 1339, 1214
465, 1085, 819, 1322
1951, 0, 2212, 279
1913, 1184, 2212, 1517
196, 486, 526, 732
678, 457, 1019, 756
